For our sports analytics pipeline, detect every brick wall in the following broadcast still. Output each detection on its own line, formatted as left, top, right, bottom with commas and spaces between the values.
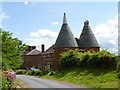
54, 47, 78, 70
23, 55, 43, 68
54, 47, 100, 70
22, 47, 100, 71
79, 47, 100, 52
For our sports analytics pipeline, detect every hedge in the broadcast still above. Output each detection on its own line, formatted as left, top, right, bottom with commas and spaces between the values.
60, 49, 119, 70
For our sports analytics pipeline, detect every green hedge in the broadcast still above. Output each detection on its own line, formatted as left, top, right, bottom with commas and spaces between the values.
60, 49, 119, 70
16, 69, 27, 74
26, 70, 43, 76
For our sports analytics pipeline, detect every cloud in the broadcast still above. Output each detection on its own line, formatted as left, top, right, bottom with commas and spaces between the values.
24, 1, 28, 5
75, 15, 118, 54
17, 32, 20, 35
25, 15, 118, 54
0, 12, 9, 22
25, 29, 58, 50
92, 15, 118, 54
30, 29, 58, 38
0, 25, 2, 28
51, 21, 59, 25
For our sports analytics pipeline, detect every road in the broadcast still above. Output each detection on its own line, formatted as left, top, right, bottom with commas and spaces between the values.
16, 75, 86, 88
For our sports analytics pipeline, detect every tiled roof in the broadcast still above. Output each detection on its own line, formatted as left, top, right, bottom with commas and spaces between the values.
26, 49, 41, 55
55, 13, 78, 48
78, 20, 100, 48
42, 45, 54, 54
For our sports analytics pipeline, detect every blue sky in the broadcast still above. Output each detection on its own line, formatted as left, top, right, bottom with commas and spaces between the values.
1, 2, 118, 54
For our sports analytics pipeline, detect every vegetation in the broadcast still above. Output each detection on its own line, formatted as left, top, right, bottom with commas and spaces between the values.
1, 29, 119, 89
60, 49, 119, 69
16, 69, 44, 76
42, 68, 118, 88
1, 29, 28, 88
42, 49, 119, 88
1, 29, 28, 70
2, 72, 9, 88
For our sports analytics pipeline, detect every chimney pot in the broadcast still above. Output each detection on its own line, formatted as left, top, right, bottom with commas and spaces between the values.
32, 46, 36, 49
41, 44, 45, 53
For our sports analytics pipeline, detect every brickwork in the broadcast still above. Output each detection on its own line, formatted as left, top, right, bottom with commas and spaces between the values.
23, 55, 43, 68
54, 47, 78, 70
79, 47, 100, 52
53, 47, 100, 70
22, 47, 100, 70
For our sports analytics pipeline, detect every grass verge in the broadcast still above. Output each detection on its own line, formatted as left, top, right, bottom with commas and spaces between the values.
42, 68, 119, 89
16, 79, 30, 88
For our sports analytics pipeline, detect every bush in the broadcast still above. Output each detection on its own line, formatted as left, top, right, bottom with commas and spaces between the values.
78, 51, 92, 67
25, 70, 43, 76
16, 69, 27, 74
2, 71, 16, 89
2, 72, 9, 88
88, 50, 118, 69
34, 70, 42, 76
60, 49, 81, 68
25, 70, 32, 75
60, 49, 118, 70
117, 62, 120, 72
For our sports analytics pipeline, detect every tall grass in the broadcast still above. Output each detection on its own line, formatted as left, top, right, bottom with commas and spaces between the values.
42, 68, 118, 88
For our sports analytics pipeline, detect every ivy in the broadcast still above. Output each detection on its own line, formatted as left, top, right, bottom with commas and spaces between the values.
60, 49, 119, 70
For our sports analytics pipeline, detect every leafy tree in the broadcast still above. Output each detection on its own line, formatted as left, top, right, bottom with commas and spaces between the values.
0, 29, 28, 70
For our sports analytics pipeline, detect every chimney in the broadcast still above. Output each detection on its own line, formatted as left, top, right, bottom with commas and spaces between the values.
28, 46, 36, 52
32, 46, 36, 50
28, 46, 32, 52
41, 44, 45, 53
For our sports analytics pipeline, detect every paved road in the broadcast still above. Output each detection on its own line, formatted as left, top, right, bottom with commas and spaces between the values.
16, 75, 86, 88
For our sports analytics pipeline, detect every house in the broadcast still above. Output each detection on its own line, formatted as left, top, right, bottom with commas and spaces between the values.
22, 13, 100, 70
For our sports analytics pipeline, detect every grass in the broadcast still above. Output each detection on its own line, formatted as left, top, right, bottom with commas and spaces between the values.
16, 79, 30, 88
42, 68, 119, 89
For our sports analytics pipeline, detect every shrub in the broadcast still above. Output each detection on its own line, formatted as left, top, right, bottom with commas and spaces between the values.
2, 72, 9, 88
117, 62, 120, 72
25, 70, 32, 75
60, 49, 118, 70
25, 70, 43, 76
16, 69, 27, 74
34, 70, 42, 76
2, 71, 16, 88
88, 50, 118, 69
60, 49, 81, 68
78, 51, 92, 67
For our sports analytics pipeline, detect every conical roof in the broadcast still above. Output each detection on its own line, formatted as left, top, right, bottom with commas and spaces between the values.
55, 13, 78, 48
78, 20, 100, 48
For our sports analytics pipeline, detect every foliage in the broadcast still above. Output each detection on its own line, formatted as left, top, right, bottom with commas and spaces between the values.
16, 69, 27, 74
25, 70, 43, 76
1, 29, 28, 70
60, 49, 119, 69
116, 62, 120, 79
16, 69, 43, 76
42, 68, 118, 88
2, 72, 9, 88
2, 71, 16, 89
60, 49, 81, 68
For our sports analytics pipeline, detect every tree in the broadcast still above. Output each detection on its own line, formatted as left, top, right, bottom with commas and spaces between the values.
0, 29, 28, 70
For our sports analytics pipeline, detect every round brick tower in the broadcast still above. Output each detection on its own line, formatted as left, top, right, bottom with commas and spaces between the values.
54, 13, 78, 70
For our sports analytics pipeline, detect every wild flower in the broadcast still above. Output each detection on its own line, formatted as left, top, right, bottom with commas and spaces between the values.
3, 71, 9, 74
5, 74, 9, 76
3, 71, 16, 88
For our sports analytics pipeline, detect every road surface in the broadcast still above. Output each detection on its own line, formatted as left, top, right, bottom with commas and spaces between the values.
16, 75, 86, 88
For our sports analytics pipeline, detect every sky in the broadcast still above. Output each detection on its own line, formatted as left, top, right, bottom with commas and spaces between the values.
1, 1, 118, 54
